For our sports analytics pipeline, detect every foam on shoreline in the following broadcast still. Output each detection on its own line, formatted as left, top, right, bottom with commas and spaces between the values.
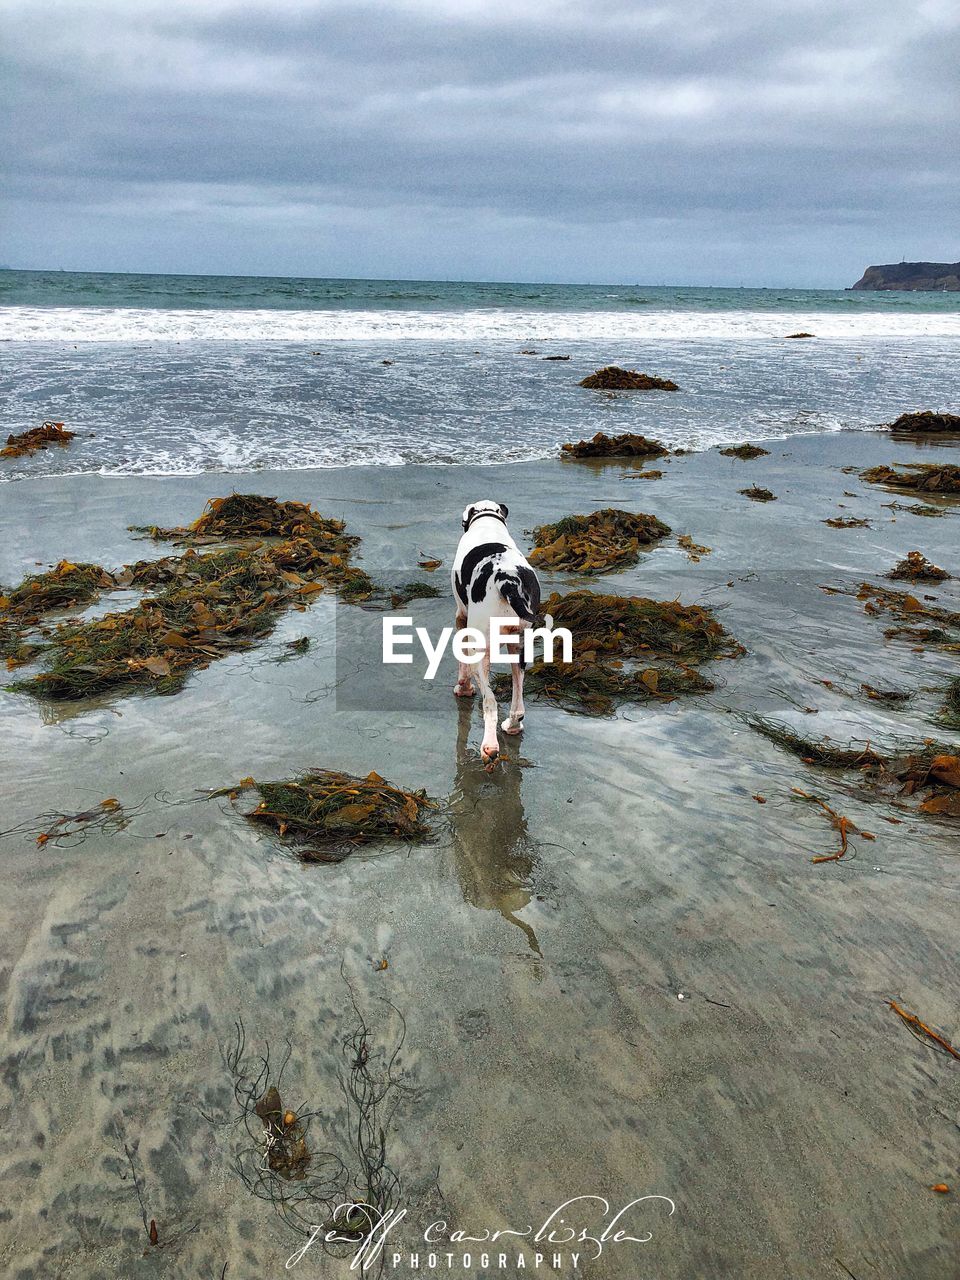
4, 304, 960, 342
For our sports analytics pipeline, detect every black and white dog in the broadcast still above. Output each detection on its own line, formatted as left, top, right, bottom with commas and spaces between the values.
452, 500, 543, 761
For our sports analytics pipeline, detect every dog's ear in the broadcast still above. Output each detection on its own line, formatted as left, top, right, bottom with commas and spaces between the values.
498, 502, 509, 519
461, 504, 476, 531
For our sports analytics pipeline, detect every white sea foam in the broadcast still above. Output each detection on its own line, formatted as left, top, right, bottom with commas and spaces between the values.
3, 305, 960, 343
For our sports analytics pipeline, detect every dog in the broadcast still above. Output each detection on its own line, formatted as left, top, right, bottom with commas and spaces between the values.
451, 499, 543, 761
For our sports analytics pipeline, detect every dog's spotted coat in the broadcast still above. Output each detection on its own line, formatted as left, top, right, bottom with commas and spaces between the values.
451, 499, 544, 760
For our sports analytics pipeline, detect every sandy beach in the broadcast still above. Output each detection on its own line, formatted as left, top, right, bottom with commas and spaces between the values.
0, 428, 957, 1278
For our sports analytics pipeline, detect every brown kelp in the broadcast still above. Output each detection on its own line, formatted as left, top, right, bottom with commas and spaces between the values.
720, 444, 769, 459
561, 431, 668, 460
513, 659, 712, 716
253, 1087, 312, 1180
677, 534, 711, 562
749, 718, 960, 818
897, 751, 960, 816
888, 411, 960, 435
8, 548, 304, 699
230, 769, 436, 861
888, 1000, 960, 1059
791, 788, 866, 863
495, 588, 741, 715
858, 582, 960, 640
741, 486, 777, 502
578, 367, 679, 391
4, 494, 381, 700
133, 492, 360, 547
529, 509, 670, 574
888, 551, 950, 583
2, 560, 116, 615
1, 421, 76, 459
221, 988, 413, 1251
823, 515, 870, 528
942, 677, 960, 729
750, 720, 886, 770
547, 590, 742, 663
881, 501, 945, 518
862, 463, 960, 494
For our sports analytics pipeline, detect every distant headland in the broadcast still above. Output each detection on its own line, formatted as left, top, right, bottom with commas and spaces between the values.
850, 261, 960, 291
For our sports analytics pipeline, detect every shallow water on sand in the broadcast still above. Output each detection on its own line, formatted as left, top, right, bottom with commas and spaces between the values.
0, 432, 958, 1277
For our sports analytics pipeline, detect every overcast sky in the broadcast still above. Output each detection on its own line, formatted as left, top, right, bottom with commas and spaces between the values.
1, 0, 958, 286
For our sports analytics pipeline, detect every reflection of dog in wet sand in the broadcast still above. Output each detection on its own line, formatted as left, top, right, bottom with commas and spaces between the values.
451, 499, 545, 762
450, 699, 541, 956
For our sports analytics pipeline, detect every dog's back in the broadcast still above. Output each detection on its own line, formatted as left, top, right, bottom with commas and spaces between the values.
452, 500, 541, 628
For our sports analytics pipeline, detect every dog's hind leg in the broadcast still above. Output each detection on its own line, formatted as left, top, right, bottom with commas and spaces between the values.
474, 652, 500, 762
453, 608, 476, 697
500, 626, 525, 734
502, 660, 525, 734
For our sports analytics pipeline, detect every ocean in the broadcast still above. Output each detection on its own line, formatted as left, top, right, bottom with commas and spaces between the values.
1, 269, 958, 478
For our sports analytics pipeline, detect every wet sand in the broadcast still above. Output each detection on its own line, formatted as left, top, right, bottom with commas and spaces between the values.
0, 430, 958, 1278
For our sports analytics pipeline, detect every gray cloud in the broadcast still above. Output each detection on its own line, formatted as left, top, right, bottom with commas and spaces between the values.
1, 0, 958, 284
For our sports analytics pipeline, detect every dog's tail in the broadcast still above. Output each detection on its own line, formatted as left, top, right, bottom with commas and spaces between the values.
498, 575, 540, 625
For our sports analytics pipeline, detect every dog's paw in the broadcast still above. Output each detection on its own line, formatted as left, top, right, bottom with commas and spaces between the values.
480, 742, 500, 762
453, 681, 476, 697
501, 717, 524, 735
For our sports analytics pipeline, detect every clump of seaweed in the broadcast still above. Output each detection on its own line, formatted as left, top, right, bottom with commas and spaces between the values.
1, 421, 76, 459
561, 431, 668, 460
495, 588, 741, 716
750, 720, 886, 771
8, 495, 376, 701
8, 547, 314, 700
888, 551, 950, 583
720, 444, 769, 460
0, 624, 42, 669
0, 794, 147, 848
230, 769, 436, 861
624, 468, 663, 480
824, 515, 870, 528
741, 486, 777, 502
785, 332, 815, 339
134, 493, 360, 550
888, 411, 960, 435
33, 796, 136, 847
578, 367, 679, 391
862, 463, 960, 495
221, 982, 417, 1256
749, 718, 960, 817
858, 582, 960, 640
509, 659, 711, 716
860, 683, 912, 707
941, 677, 960, 729
678, 534, 711, 562
548, 590, 742, 663
253, 1086, 311, 1180
269, 636, 312, 663
389, 581, 443, 607
529, 508, 670, 574
897, 751, 960, 816
881, 501, 944, 518
2, 560, 115, 616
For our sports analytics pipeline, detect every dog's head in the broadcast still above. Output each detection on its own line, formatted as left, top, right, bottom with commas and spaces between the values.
461, 499, 509, 532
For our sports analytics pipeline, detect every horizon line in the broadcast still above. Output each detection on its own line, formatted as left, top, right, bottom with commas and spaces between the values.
0, 265, 853, 291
